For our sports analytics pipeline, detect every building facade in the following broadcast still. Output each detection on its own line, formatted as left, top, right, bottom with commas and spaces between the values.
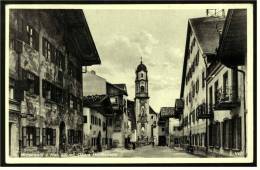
8, 9, 100, 157
177, 14, 225, 154
82, 71, 130, 148
205, 9, 247, 157
82, 95, 113, 151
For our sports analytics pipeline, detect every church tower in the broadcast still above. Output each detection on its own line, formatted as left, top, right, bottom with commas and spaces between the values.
135, 58, 151, 142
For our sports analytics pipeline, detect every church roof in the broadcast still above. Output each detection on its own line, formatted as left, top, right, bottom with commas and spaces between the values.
136, 61, 147, 73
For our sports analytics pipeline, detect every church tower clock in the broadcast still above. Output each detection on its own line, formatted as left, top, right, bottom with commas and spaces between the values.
135, 58, 151, 142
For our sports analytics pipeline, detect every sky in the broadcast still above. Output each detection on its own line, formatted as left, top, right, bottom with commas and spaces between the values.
84, 9, 206, 113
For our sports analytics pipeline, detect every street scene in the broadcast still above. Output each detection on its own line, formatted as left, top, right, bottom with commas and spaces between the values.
8, 7, 247, 159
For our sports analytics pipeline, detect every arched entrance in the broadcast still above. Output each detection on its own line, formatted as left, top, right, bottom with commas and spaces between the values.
59, 121, 66, 153
96, 131, 102, 152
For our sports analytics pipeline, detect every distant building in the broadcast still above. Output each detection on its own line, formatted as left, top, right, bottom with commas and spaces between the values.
134, 60, 157, 144
158, 107, 175, 146
8, 9, 100, 157
82, 71, 130, 148
82, 95, 113, 151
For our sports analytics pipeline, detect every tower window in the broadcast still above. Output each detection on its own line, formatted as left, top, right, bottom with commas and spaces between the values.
141, 86, 145, 92
141, 73, 143, 78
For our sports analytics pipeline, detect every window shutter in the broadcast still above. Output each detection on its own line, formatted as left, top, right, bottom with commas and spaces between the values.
228, 119, 233, 149
34, 30, 39, 51
237, 117, 242, 150
42, 128, 46, 146
53, 129, 56, 146
36, 127, 40, 146
42, 37, 45, 56
22, 127, 27, 147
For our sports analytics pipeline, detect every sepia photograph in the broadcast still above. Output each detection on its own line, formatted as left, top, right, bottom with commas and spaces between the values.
1, 1, 256, 166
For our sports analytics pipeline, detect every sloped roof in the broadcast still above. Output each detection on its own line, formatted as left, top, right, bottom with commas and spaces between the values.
217, 9, 247, 67
106, 82, 128, 96
189, 17, 225, 54
159, 107, 175, 118
83, 95, 109, 106
149, 106, 157, 115
113, 84, 128, 95
180, 16, 225, 98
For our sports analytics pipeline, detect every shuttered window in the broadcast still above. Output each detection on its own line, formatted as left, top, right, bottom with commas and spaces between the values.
22, 127, 27, 147
232, 117, 242, 150
215, 122, 221, 148
36, 127, 40, 146
42, 128, 46, 146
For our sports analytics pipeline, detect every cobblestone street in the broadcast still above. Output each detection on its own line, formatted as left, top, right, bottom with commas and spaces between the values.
65, 145, 200, 158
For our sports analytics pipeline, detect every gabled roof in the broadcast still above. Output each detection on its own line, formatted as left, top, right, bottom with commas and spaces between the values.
83, 95, 113, 115
159, 107, 175, 118
149, 106, 157, 115
180, 16, 225, 98
106, 82, 128, 96
113, 84, 128, 95
189, 17, 225, 54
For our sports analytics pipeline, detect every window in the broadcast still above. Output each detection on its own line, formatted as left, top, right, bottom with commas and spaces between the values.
42, 128, 46, 146
83, 116, 87, 123
36, 127, 40, 146
141, 73, 143, 78
9, 87, 14, 99
202, 71, 205, 88
42, 38, 50, 60
214, 80, 219, 104
162, 128, 165, 132
22, 126, 36, 147
196, 79, 199, 93
46, 128, 54, 145
223, 72, 229, 97
215, 122, 221, 148
25, 25, 39, 50
141, 86, 145, 93
209, 86, 213, 108
223, 119, 232, 150
232, 117, 242, 150
26, 71, 39, 95
68, 129, 75, 145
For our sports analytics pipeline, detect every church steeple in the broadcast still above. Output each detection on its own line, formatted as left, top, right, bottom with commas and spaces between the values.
135, 58, 148, 98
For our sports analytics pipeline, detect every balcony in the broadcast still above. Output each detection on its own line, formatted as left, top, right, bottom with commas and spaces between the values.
174, 99, 184, 116
196, 103, 213, 119
214, 87, 240, 110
